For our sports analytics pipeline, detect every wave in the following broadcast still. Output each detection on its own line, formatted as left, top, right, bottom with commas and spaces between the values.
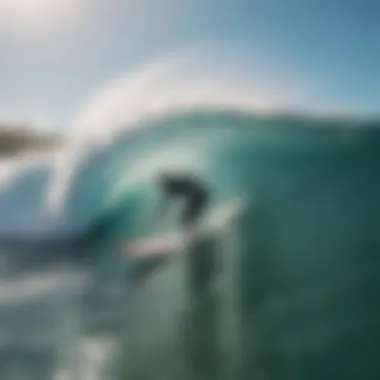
2, 47, 380, 380
2, 110, 378, 246
1, 47, 379, 245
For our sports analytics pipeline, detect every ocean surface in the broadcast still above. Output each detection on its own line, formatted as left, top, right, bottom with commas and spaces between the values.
1, 108, 380, 380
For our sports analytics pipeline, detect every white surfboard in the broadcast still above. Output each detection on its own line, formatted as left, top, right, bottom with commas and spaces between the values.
122, 198, 247, 260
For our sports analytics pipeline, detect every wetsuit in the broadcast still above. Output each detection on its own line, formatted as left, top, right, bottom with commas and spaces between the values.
159, 176, 220, 379
158, 174, 209, 228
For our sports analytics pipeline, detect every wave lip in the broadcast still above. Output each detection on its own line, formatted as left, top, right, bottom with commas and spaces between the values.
2, 47, 379, 243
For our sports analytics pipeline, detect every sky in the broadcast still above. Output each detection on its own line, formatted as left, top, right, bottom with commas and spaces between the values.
0, 0, 379, 132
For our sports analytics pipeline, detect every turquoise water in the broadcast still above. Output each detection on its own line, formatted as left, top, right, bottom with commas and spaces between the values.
2, 110, 380, 379
66, 111, 380, 379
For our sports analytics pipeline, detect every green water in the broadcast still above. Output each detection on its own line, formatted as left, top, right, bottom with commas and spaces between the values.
70, 112, 380, 379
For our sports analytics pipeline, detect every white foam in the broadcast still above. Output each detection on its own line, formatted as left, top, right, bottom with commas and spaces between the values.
47, 45, 317, 214
0, 269, 88, 304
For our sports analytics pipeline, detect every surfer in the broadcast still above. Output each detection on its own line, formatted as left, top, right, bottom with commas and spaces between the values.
125, 171, 218, 291
152, 173, 221, 379
151, 172, 210, 233
151, 171, 219, 295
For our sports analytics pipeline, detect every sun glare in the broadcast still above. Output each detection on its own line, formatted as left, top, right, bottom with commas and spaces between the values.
0, 0, 79, 32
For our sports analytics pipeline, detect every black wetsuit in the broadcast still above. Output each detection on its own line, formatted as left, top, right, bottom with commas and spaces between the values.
160, 177, 219, 378
127, 175, 211, 288
160, 174, 209, 228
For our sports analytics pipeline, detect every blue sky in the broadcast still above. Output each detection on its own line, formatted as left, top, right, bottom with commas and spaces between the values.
0, 0, 379, 131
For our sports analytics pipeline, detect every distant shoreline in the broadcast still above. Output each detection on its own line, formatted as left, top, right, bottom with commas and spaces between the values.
0, 125, 63, 157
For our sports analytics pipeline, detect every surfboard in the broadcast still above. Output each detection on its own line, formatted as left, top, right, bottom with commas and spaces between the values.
122, 198, 246, 260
